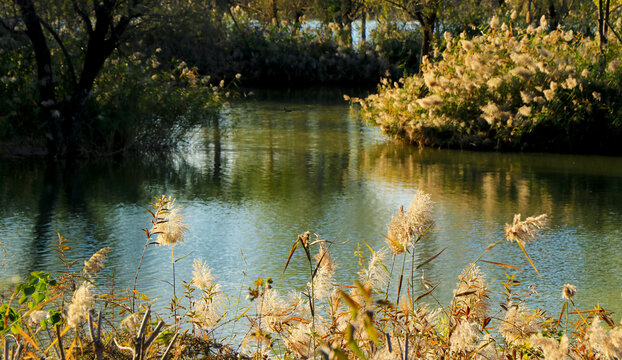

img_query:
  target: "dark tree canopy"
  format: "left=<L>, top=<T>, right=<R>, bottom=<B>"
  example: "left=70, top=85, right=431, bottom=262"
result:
left=0, top=0, right=151, bottom=157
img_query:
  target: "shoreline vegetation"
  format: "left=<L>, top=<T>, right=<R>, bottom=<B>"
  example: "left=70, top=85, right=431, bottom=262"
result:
left=3, top=0, right=616, bottom=157
left=352, top=12, right=622, bottom=154
left=2, top=193, right=621, bottom=359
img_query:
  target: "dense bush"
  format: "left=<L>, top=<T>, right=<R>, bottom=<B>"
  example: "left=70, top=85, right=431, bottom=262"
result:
left=88, top=53, right=227, bottom=154
left=140, top=5, right=413, bottom=87
left=355, top=16, right=622, bottom=153
left=0, top=33, right=39, bottom=143
left=369, top=21, right=422, bottom=74
left=0, top=33, right=226, bottom=155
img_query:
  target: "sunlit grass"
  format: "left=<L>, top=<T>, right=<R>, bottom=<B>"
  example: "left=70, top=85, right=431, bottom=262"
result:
left=353, top=15, right=622, bottom=153
left=0, top=193, right=619, bottom=359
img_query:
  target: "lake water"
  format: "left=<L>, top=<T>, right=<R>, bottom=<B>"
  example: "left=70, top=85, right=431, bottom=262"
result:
left=1, top=89, right=622, bottom=322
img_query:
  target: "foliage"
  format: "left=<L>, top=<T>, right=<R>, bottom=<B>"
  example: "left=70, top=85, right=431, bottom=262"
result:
left=88, top=53, right=227, bottom=154
left=440, top=0, right=500, bottom=35
left=0, top=37, right=227, bottom=155
left=141, top=4, right=397, bottom=87
left=369, top=21, right=422, bottom=74
left=354, top=17, right=622, bottom=153
left=0, top=32, right=39, bottom=141
left=0, top=0, right=231, bottom=157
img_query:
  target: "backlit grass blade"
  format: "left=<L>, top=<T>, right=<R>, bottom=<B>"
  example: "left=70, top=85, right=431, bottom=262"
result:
left=479, top=259, right=524, bottom=272
left=557, top=301, right=567, bottom=328
left=282, top=239, right=299, bottom=275
left=415, top=247, right=447, bottom=270
left=415, top=282, right=440, bottom=303
left=516, top=241, right=541, bottom=278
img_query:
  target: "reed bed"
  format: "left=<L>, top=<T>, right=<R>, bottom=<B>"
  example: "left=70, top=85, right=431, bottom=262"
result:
left=352, top=15, right=622, bottom=153
left=0, top=193, right=619, bottom=359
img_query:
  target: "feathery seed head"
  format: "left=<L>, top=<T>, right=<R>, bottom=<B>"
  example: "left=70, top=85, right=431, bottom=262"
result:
left=499, top=303, right=539, bottom=343
left=194, top=294, right=224, bottom=331
left=490, top=16, right=500, bottom=29
left=29, top=310, right=49, bottom=325
left=450, top=320, right=479, bottom=354
left=120, top=312, right=142, bottom=332
left=517, top=106, right=532, bottom=117
left=67, top=281, right=95, bottom=328
left=193, top=258, right=216, bottom=291
left=452, top=265, right=489, bottom=321
left=386, top=192, right=434, bottom=254
left=152, top=200, right=187, bottom=246
left=529, top=334, right=569, bottom=360
left=359, top=247, right=390, bottom=291
left=504, top=214, right=548, bottom=245
left=417, top=95, right=443, bottom=109
left=587, top=317, right=622, bottom=358
left=562, top=284, right=577, bottom=302
left=83, top=247, right=110, bottom=276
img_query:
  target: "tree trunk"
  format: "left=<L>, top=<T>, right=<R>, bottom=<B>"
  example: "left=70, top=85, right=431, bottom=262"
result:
left=421, top=25, right=433, bottom=64
left=605, top=0, right=611, bottom=38
left=270, top=0, right=278, bottom=26
left=360, top=9, right=366, bottom=45
left=17, top=0, right=64, bottom=156
left=416, top=12, right=436, bottom=72
left=599, top=0, right=606, bottom=51
left=527, top=0, right=532, bottom=23
left=18, top=0, right=134, bottom=157
left=340, top=0, right=353, bottom=47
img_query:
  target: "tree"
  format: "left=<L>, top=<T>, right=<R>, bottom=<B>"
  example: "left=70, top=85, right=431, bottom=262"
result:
left=379, top=0, right=441, bottom=65
left=0, top=0, right=150, bottom=157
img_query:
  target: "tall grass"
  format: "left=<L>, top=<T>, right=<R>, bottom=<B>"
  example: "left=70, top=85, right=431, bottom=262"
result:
left=353, top=15, right=622, bottom=154
left=0, top=193, right=619, bottom=359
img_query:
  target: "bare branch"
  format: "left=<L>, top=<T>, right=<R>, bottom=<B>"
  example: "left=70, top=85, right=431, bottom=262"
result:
left=381, top=0, right=419, bottom=20
left=40, top=19, right=77, bottom=88
left=159, top=333, right=179, bottom=360
left=606, top=18, right=622, bottom=44
left=71, top=0, right=93, bottom=34
left=0, top=17, right=25, bottom=35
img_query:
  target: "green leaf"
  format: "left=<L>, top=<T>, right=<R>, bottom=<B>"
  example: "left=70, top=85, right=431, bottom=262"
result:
left=32, top=292, right=46, bottom=304
left=18, top=294, right=28, bottom=305
left=48, top=310, right=62, bottom=326
left=345, top=324, right=368, bottom=360
left=22, top=285, right=35, bottom=296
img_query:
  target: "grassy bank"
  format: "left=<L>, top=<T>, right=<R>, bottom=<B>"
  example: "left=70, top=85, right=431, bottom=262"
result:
left=0, top=193, right=619, bottom=359
left=354, top=16, right=622, bottom=154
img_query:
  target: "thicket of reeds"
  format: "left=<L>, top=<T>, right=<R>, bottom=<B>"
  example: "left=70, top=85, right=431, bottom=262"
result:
left=1, top=193, right=620, bottom=359
left=353, top=14, right=622, bottom=154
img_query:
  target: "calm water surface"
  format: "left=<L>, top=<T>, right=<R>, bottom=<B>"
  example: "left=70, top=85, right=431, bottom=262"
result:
left=1, top=89, right=622, bottom=320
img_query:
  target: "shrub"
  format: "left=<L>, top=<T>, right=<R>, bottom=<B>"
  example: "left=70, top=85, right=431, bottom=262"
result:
left=0, top=32, right=40, bottom=143
left=369, top=21, right=422, bottom=74
left=0, top=39, right=227, bottom=155
left=355, top=16, right=622, bottom=154
left=141, top=6, right=406, bottom=87
left=88, top=53, right=227, bottom=154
